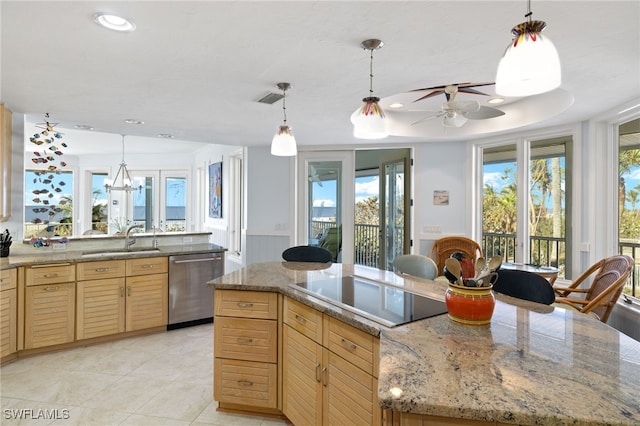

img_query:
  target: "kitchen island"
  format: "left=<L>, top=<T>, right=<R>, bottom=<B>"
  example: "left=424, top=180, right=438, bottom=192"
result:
left=209, top=261, right=640, bottom=425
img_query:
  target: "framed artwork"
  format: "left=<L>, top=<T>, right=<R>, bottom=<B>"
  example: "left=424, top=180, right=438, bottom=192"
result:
left=433, top=190, right=449, bottom=205
left=209, top=162, right=222, bottom=218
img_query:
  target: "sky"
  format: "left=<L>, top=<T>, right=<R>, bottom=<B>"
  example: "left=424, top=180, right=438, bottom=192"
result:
left=311, top=176, right=380, bottom=208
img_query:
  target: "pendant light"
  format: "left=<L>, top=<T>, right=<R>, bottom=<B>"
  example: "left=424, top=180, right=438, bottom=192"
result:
left=495, top=0, right=561, bottom=97
left=270, top=82, right=297, bottom=156
left=104, top=135, right=142, bottom=192
left=353, top=39, right=388, bottom=139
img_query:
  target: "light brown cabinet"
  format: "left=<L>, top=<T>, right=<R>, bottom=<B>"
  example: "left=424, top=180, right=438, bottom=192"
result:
left=282, top=297, right=381, bottom=426
left=213, top=290, right=279, bottom=411
left=24, top=263, right=76, bottom=349
left=76, top=260, right=127, bottom=339
left=1, top=268, right=17, bottom=360
left=124, top=257, right=168, bottom=331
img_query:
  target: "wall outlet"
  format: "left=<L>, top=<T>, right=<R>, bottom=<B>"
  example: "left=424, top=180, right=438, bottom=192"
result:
left=423, top=225, right=442, bottom=233
left=182, top=236, right=193, bottom=243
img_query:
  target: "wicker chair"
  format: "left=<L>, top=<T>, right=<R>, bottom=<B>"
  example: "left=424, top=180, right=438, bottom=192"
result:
left=429, top=236, right=483, bottom=277
left=553, top=255, right=634, bottom=322
left=392, top=254, right=438, bottom=280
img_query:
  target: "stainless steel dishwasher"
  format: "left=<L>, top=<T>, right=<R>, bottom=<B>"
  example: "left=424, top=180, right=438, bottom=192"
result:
left=168, top=252, right=224, bottom=329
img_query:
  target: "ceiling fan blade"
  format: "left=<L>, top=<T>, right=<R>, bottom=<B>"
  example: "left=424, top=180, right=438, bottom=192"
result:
left=464, top=106, right=505, bottom=120
left=410, top=113, right=443, bottom=126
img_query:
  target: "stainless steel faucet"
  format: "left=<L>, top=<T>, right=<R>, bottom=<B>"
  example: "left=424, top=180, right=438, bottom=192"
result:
left=125, top=224, right=143, bottom=249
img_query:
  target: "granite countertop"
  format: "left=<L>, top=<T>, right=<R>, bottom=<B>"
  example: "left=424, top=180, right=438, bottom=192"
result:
left=0, top=243, right=226, bottom=269
left=208, top=261, right=640, bottom=426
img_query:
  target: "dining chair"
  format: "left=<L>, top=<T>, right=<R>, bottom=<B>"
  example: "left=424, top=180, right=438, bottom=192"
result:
left=282, top=245, right=333, bottom=263
left=392, top=254, right=438, bottom=280
left=429, top=236, right=483, bottom=277
left=493, top=269, right=555, bottom=305
left=553, top=254, right=634, bottom=322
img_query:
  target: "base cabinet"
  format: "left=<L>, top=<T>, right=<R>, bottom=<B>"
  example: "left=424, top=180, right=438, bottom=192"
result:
left=1, top=268, right=17, bottom=359
left=24, top=264, right=76, bottom=349
left=76, top=260, right=126, bottom=339
left=282, top=297, right=381, bottom=426
left=213, top=290, right=279, bottom=411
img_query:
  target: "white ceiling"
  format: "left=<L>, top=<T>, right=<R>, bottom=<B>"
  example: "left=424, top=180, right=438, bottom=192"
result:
left=2, top=1, right=639, bottom=155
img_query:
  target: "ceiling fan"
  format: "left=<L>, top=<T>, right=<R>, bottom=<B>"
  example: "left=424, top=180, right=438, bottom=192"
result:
left=409, top=82, right=505, bottom=128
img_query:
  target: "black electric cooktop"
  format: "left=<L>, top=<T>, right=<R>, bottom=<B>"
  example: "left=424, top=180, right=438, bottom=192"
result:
left=290, top=275, right=447, bottom=327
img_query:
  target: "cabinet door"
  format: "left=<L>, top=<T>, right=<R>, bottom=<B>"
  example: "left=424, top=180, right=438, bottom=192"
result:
left=323, top=349, right=379, bottom=426
left=125, top=273, right=168, bottom=331
left=282, top=324, right=323, bottom=426
left=24, top=282, right=75, bottom=349
left=77, top=277, right=126, bottom=339
left=0, top=287, right=17, bottom=357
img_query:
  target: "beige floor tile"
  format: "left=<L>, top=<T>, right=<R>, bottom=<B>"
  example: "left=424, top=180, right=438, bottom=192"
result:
left=81, top=375, right=171, bottom=413
left=135, top=381, right=213, bottom=421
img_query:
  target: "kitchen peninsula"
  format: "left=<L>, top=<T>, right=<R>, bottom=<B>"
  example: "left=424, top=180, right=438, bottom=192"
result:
left=209, top=262, right=640, bottom=426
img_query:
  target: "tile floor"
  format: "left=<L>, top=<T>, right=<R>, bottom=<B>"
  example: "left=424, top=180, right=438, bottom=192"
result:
left=1, top=324, right=290, bottom=426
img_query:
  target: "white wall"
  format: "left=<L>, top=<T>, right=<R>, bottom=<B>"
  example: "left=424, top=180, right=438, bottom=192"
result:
left=413, top=140, right=469, bottom=257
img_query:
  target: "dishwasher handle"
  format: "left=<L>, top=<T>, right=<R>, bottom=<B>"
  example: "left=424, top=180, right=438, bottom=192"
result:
left=172, top=257, right=221, bottom=264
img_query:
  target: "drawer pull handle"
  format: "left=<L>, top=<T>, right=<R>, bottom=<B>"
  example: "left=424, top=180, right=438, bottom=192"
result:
left=322, top=367, right=328, bottom=387
left=341, top=338, right=357, bottom=351
left=237, top=302, right=253, bottom=308
left=315, top=364, right=321, bottom=383
left=127, top=286, right=132, bottom=296
left=295, top=314, right=306, bottom=324
left=237, top=337, right=253, bottom=344
left=237, top=380, right=253, bottom=387
left=44, top=286, right=59, bottom=292
left=120, top=287, right=125, bottom=297
left=95, top=268, right=109, bottom=272
left=141, top=264, right=154, bottom=269
left=43, top=273, right=59, bottom=278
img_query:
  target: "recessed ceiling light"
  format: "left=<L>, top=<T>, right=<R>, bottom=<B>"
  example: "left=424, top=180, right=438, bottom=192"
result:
left=389, top=103, right=404, bottom=109
left=74, top=124, right=94, bottom=130
left=158, top=133, right=174, bottom=139
left=488, top=98, right=505, bottom=105
left=93, top=13, right=136, bottom=32
left=124, top=119, right=144, bottom=125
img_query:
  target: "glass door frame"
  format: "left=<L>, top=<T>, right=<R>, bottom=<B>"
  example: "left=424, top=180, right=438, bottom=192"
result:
left=471, top=125, right=580, bottom=275
left=296, top=151, right=355, bottom=264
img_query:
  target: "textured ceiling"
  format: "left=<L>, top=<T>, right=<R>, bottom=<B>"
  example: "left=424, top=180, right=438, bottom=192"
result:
left=2, top=1, right=639, bottom=155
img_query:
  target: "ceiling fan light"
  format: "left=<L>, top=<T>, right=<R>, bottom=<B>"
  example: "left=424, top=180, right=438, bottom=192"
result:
left=442, top=112, right=468, bottom=128
left=271, top=125, right=297, bottom=156
left=496, top=20, right=561, bottom=97
left=353, top=97, right=389, bottom=139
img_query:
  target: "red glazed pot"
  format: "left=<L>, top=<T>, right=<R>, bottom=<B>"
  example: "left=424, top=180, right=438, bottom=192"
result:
left=445, top=284, right=495, bottom=325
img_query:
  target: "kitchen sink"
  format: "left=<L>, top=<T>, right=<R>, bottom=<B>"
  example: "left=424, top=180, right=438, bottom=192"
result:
left=81, top=248, right=161, bottom=258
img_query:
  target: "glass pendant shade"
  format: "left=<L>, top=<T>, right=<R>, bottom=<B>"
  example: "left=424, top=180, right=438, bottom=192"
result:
left=271, top=125, right=297, bottom=156
left=353, top=96, right=388, bottom=139
left=496, top=20, right=561, bottom=97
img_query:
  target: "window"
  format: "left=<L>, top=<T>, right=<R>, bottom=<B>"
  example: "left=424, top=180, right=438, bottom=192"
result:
left=618, top=118, right=640, bottom=298
left=480, top=135, right=572, bottom=279
left=89, top=172, right=108, bottom=234
left=24, top=169, right=74, bottom=238
left=129, top=170, right=189, bottom=232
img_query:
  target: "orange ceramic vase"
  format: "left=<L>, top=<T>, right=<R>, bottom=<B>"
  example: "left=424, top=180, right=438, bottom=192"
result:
left=445, top=284, right=495, bottom=325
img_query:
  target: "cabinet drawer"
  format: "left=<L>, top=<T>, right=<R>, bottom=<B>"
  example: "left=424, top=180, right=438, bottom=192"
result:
left=324, top=315, right=379, bottom=377
left=214, top=358, right=277, bottom=409
left=77, top=260, right=126, bottom=280
left=284, top=297, right=322, bottom=344
left=214, top=316, right=277, bottom=363
left=0, top=268, right=16, bottom=290
left=25, top=263, right=75, bottom=286
left=126, top=257, right=168, bottom=276
left=214, top=290, right=278, bottom=319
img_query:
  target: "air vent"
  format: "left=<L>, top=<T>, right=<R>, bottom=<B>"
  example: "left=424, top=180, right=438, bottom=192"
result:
left=257, top=92, right=284, bottom=105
